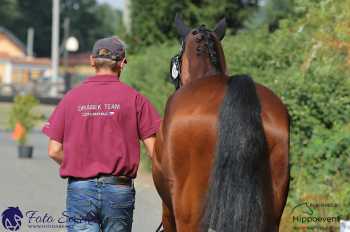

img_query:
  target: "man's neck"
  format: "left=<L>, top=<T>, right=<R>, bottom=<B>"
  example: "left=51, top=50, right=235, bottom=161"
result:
left=96, top=70, right=119, bottom=76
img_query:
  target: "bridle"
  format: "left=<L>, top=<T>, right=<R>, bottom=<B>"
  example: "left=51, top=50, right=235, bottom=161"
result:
left=169, top=41, right=185, bottom=89
left=169, top=25, right=221, bottom=90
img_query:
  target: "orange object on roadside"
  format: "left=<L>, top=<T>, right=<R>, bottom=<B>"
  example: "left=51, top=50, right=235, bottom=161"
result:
left=12, top=122, right=26, bottom=141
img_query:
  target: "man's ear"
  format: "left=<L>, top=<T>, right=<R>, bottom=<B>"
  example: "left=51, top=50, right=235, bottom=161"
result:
left=119, top=58, right=127, bottom=69
left=90, top=55, right=96, bottom=67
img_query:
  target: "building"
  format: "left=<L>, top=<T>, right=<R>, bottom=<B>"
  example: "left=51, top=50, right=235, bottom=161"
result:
left=0, top=27, right=51, bottom=95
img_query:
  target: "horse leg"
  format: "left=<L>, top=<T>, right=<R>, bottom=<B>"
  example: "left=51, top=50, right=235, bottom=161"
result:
left=257, top=82, right=290, bottom=229
left=153, top=167, right=176, bottom=232
left=174, top=222, right=196, bottom=232
left=162, top=202, right=177, bottom=232
left=152, top=142, right=177, bottom=232
left=269, top=141, right=290, bottom=228
left=172, top=189, right=205, bottom=232
left=172, top=171, right=212, bottom=232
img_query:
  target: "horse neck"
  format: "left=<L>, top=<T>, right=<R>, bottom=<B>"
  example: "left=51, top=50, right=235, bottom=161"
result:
left=181, top=51, right=227, bottom=85
left=217, top=42, right=228, bottom=75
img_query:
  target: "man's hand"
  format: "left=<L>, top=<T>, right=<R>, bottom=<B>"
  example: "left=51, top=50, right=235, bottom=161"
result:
left=143, top=135, right=156, bottom=159
left=48, top=139, right=64, bottom=165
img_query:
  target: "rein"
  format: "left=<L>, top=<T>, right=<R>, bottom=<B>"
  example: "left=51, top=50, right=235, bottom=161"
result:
left=155, top=222, right=164, bottom=232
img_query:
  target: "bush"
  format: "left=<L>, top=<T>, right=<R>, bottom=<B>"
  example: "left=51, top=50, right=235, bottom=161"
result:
left=121, top=41, right=177, bottom=113
left=8, top=95, right=42, bottom=145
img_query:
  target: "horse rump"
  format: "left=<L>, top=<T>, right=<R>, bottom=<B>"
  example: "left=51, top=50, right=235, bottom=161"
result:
left=202, top=75, right=271, bottom=232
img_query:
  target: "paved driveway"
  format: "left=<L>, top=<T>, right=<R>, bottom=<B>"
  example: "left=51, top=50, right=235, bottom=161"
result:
left=0, top=131, right=162, bottom=232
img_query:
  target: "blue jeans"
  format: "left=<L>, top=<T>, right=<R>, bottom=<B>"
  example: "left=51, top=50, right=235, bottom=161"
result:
left=66, top=178, right=135, bottom=232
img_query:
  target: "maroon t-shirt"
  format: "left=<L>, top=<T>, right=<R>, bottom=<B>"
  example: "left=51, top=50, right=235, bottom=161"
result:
left=42, top=74, right=161, bottom=179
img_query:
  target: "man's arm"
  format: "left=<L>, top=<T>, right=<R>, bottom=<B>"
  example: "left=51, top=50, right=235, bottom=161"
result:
left=143, top=135, right=156, bottom=159
left=48, top=139, right=64, bottom=165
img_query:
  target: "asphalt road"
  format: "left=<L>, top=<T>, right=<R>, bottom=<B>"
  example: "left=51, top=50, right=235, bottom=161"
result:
left=0, top=131, right=162, bottom=232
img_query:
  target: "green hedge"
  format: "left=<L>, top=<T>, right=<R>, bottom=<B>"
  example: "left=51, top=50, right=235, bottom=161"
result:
left=121, top=42, right=177, bottom=113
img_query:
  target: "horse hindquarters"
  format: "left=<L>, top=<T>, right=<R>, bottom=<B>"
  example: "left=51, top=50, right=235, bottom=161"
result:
left=202, top=75, right=274, bottom=232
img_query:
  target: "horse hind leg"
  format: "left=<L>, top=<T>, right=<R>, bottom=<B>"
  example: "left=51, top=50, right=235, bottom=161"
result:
left=162, top=202, right=177, bottom=232
left=269, top=141, right=290, bottom=228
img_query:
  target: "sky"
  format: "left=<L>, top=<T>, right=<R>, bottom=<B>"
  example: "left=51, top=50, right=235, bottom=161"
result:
left=97, top=0, right=124, bottom=10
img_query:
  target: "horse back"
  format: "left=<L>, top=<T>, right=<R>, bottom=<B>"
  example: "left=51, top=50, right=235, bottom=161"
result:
left=162, top=75, right=229, bottom=167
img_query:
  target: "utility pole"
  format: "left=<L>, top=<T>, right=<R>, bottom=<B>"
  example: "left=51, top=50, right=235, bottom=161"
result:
left=63, top=17, right=70, bottom=70
left=26, top=28, right=34, bottom=57
left=123, top=0, right=131, bottom=34
left=50, top=0, right=60, bottom=97
left=63, top=17, right=71, bottom=93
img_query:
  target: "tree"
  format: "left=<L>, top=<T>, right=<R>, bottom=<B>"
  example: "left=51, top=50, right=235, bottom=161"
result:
left=0, top=0, right=121, bottom=57
left=129, top=0, right=259, bottom=48
left=61, top=0, right=121, bottom=53
left=13, top=0, right=52, bottom=56
left=0, top=0, right=18, bottom=28
left=245, top=0, right=294, bottom=31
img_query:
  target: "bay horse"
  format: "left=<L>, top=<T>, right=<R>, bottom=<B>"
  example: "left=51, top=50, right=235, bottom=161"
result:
left=152, top=15, right=290, bottom=232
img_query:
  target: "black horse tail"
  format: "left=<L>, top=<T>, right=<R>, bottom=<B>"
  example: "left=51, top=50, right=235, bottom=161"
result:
left=202, top=75, right=270, bottom=232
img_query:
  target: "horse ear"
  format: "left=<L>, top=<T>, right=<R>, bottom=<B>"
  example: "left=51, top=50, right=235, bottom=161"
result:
left=175, top=14, right=190, bottom=39
left=214, top=18, right=226, bottom=40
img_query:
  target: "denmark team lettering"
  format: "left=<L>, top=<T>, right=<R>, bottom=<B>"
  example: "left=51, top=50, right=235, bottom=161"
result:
left=77, top=103, right=121, bottom=117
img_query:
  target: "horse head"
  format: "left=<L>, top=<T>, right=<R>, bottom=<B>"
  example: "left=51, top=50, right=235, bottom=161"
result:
left=170, top=15, right=228, bottom=89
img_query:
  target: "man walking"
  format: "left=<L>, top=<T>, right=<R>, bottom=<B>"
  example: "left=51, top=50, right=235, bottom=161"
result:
left=42, top=37, right=161, bottom=232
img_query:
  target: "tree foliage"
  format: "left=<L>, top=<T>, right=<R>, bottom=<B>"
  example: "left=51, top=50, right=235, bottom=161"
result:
left=245, top=0, right=294, bottom=31
left=0, top=0, right=18, bottom=27
left=129, top=0, right=259, bottom=48
left=0, top=0, right=123, bottom=57
left=61, top=1, right=123, bottom=54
